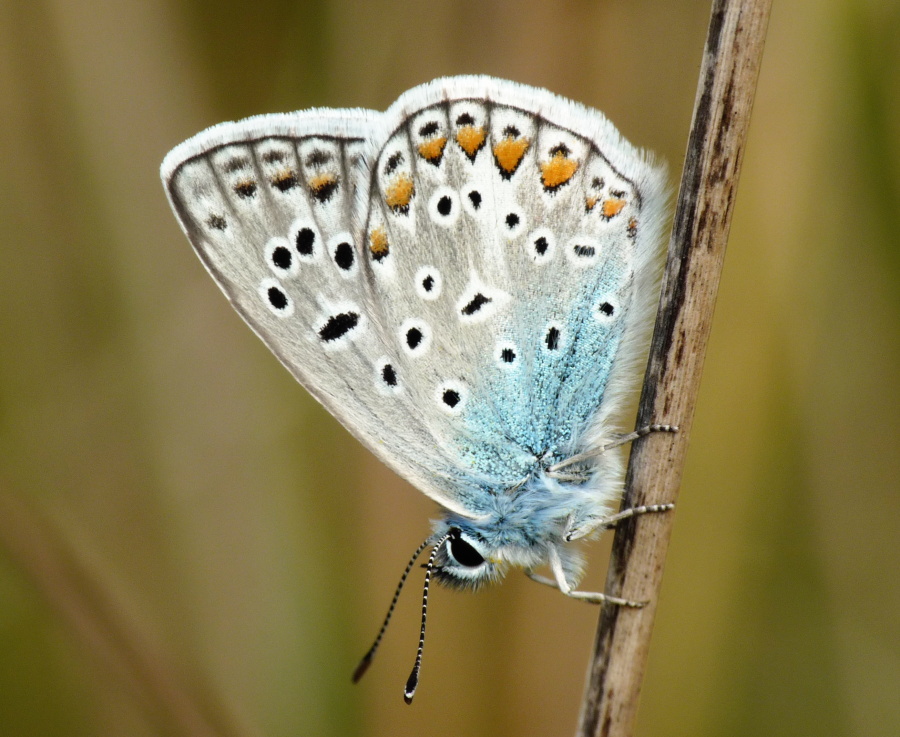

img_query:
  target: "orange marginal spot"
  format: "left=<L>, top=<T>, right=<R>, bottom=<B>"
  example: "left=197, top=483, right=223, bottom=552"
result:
left=456, top=125, right=486, bottom=157
left=369, top=227, right=389, bottom=258
left=309, top=172, right=337, bottom=191
left=493, top=135, right=530, bottom=174
left=601, top=198, right=627, bottom=219
left=585, top=195, right=599, bottom=212
left=307, top=172, right=339, bottom=202
left=418, top=136, right=447, bottom=162
left=540, top=151, right=578, bottom=190
left=627, top=217, right=638, bottom=237
left=233, top=179, right=257, bottom=197
left=271, top=169, right=297, bottom=190
left=385, top=173, right=415, bottom=210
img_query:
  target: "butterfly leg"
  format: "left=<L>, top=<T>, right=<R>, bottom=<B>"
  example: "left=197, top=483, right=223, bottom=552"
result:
left=525, top=546, right=644, bottom=607
left=548, top=424, right=678, bottom=476
left=563, top=502, right=674, bottom=542
left=604, top=423, right=679, bottom=452
left=595, top=503, right=675, bottom=530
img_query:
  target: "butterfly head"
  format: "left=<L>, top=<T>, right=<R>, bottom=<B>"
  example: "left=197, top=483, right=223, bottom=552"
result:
left=430, top=508, right=563, bottom=591
left=428, top=525, right=504, bottom=591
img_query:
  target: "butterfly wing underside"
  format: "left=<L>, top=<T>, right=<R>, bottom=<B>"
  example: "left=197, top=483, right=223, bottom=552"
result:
left=162, top=77, right=668, bottom=519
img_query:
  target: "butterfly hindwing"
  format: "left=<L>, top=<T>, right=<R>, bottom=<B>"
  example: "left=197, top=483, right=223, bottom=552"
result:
left=357, top=79, right=667, bottom=508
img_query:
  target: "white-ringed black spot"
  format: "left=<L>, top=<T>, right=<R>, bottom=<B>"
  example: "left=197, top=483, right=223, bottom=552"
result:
left=259, top=278, right=294, bottom=317
left=591, top=176, right=605, bottom=190
left=327, top=233, right=358, bottom=277
left=461, top=184, right=485, bottom=219
left=375, top=357, right=402, bottom=394
left=265, top=237, right=299, bottom=277
left=527, top=228, right=556, bottom=265
left=399, top=319, right=432, bottom=356
left=494, top=340, right=519, bottom=369
left=594, top=297, right=620, bottom=322
left=456, top=112, right=475, bottom=126
left=428, top=187, right=460, bottom=227
left=549, top=143, right=571, bottom=157
left=414, top=266, right=442, bottom=300
left=545, top=326, right=561, bottom=350
left=461, top=293, right=491, bottom=316
left=435, top=380, right=467, bottom=414
left=406, top=328, right=423, bottom=349
left=456, top=274, right=510, bottom=324
left=334, top=241, right=354, bottom=270
left=295, top=227, right=315, bottom=255
left=503, top=125, right=521, bottom=138
left=318, top=312, right=359, bottom=342
left=566, top=235, right=600, bottom=266
left=269, top=287, right=288, bottom=310
left=262, top=150, right=285, bottom=164
left=289, top=220, right=322, bottom=264
left=272, top=246, right=292, bottom=270
left=502, top=206, right=526, bottom=239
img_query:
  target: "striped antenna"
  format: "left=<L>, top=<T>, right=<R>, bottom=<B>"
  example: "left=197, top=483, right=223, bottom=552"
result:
left=404, top=531, right=452, bottom=704
left=352, top=536, right=432, bottom=683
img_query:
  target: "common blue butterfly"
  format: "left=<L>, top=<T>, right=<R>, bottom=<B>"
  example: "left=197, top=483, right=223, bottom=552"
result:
left=161, top=76, right=674, bottom=702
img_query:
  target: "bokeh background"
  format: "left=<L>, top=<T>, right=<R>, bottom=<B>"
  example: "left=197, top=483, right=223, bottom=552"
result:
left=1, top=1, right=898, bottom=736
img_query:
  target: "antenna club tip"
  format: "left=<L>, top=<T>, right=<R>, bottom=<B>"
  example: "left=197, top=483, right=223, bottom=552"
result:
left=404, top=670, right=419, bottom=704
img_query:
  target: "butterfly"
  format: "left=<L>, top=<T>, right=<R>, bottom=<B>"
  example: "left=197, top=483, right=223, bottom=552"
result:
left=161, top=76, right=674, bottom=702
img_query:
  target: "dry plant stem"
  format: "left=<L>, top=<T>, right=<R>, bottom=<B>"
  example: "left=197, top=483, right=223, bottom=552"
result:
left=576, top=1, right=773, bottom=736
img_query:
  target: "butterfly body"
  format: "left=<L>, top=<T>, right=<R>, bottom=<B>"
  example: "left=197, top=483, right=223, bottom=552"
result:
left=162, top=76, right=669, bottom=595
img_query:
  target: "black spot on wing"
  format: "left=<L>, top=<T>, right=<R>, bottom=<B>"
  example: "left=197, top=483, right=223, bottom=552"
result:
left=461, top=293, right=491, bottom=316
left=319, top=312, right=359, bottom=342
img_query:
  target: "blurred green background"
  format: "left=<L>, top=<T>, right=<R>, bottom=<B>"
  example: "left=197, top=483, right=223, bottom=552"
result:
left=1, top=1, right=898, bottom=736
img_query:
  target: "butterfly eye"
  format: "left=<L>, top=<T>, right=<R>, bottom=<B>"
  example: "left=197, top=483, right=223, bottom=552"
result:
left=448, top=533, right=485, bottom=568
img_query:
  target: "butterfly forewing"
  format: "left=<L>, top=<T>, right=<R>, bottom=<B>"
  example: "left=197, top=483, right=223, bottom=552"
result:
left=163, top=112, right=484, bottom=517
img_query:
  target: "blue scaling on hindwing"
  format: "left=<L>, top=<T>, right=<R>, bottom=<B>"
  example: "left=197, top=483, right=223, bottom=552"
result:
left=457, top=244, right=634, bottom=478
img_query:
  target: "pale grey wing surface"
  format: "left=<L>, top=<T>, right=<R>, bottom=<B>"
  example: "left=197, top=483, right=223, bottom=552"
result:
left=161, top=111, right=483, bottom=518
left=357, top=77, right=668, bottom=512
